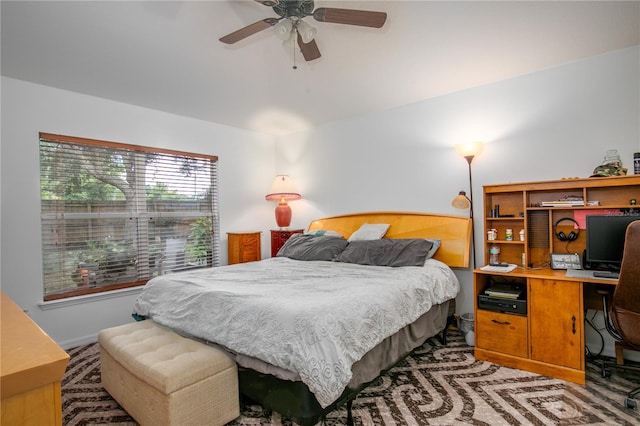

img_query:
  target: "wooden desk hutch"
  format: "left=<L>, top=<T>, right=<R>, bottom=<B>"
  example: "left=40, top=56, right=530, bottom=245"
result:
left=473, top=175, right=640, bottom=385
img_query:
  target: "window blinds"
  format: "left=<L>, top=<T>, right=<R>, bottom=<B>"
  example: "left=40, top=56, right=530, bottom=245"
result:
left=39, top=133, right=220, bottom=300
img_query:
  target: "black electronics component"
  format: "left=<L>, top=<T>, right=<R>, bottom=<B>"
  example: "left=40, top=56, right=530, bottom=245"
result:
left=593, top=270, right=619, bottom=279
left=484, top=282, right=524, bottom=298
left=478, top=294, right=527, bottom=315
left=478, top=280, right=527, bottom=314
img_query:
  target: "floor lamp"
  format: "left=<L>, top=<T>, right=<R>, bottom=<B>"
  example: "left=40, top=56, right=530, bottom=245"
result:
left=452, top=142, right=483, bottom=268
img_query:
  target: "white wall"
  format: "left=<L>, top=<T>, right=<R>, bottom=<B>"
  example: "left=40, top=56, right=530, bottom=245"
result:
left=1, top=77, right=276, bottom=348
left=1, top=46, right=638, bottom=354
left=276, top=46, right=639, bottom=356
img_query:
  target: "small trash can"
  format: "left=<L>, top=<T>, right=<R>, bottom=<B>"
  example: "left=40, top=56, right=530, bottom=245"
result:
left=459, top=312, right=474, bottom=346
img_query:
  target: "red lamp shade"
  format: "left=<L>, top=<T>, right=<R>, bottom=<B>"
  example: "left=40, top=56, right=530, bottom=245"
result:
left=265, top=175, right=301, bottom=229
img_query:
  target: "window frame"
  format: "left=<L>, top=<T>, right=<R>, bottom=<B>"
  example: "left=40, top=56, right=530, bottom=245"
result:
left=39, top=132, right=220, bottom=301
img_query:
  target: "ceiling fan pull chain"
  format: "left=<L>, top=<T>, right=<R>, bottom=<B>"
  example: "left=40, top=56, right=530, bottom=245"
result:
left=292, top=29, right=298, bottom=70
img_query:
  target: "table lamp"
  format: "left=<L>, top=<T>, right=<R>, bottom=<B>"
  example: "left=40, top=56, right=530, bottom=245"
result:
left=265, top=175, right=301, bottom=229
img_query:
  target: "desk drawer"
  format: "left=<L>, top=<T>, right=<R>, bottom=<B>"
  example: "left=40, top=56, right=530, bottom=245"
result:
left=477, top=310, right=528, bottom=358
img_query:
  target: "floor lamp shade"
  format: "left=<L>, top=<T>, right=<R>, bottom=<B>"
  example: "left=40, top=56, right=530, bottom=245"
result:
left=451, top=191, right=471, bottom=210
left=265, top=175, right=301, bottom=228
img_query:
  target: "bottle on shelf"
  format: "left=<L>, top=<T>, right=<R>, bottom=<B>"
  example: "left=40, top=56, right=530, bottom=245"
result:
left=489, top=244, right=500, bottom=264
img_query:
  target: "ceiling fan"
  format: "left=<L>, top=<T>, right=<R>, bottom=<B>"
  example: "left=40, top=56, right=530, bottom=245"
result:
left=219, top=0, right=387, bottom=62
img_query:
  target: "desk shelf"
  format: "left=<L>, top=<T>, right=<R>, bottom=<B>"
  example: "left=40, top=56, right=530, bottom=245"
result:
left=484, top=175, right=640, bottom=268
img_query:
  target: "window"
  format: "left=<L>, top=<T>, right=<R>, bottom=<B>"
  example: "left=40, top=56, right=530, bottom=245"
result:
left=39, top=133, right=220, bottom=301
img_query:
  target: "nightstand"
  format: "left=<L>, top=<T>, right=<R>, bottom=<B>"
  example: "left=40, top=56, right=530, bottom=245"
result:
left=270, top=229, right=304, bottom=257
left=227, top=232, right=261, bottom=265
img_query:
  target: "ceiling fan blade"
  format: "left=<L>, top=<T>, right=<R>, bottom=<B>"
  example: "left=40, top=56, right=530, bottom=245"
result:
left=219, top=18, right=279, bottom=44
left=313, top=7, right=387, bottom=28
left=297, top=32, right=321, bottom=61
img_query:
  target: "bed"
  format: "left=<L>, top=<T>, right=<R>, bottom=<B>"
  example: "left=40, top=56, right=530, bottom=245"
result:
left=132, top=211, right=471, bottom=425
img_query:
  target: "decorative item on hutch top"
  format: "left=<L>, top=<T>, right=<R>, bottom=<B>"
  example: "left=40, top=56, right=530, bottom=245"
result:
left=591, top=149, right=627, bottom=177
left=265, top=175, right=302, bottom=229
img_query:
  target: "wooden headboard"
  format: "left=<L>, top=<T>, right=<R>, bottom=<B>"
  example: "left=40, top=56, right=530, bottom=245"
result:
left=307, top=212, right=472, bottom=268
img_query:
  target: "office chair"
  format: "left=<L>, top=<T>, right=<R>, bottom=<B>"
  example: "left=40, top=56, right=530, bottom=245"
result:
left=600, top=220, right=640, bottom=410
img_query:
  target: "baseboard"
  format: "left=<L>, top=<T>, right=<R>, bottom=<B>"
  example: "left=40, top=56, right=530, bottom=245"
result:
left=60, top=333, right=99, bottom=350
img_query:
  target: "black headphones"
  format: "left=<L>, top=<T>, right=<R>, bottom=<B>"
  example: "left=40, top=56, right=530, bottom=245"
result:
left=554, top=217, right=580, bottom=242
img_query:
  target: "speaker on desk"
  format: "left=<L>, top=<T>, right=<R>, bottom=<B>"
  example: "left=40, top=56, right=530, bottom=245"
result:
left=554, top=217, right=580, bottom=242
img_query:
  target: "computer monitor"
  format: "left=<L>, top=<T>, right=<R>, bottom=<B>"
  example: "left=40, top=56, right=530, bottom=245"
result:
left=585, top=214, right=640, bottom=271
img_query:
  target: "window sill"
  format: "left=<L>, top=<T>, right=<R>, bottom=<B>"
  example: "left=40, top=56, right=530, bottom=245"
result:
left=38, top=286, right=143, bottom=311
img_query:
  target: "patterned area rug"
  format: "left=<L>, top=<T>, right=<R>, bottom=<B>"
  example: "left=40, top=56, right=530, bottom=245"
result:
left=62, top=335, right=640, bottom=425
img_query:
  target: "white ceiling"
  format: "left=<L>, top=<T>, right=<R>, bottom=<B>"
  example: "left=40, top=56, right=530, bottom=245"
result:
left=2, top=1, right=639, bottom=136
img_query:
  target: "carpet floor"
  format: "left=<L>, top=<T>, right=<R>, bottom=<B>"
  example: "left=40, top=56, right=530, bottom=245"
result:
left=62, top=334, right=640, bottom=425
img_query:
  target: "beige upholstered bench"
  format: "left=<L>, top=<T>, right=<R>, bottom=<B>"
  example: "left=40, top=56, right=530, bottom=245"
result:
left=99, top=319, right=239, bottom=426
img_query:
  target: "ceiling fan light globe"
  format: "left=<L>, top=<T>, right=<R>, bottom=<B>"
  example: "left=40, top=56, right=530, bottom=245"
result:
left=282, top=33, right=297, bottom=48
left=274, top=19, right=293, bottom=41
left=300, top=28, right=316, bottom=43
left=296, top=20, right=316, bottom=43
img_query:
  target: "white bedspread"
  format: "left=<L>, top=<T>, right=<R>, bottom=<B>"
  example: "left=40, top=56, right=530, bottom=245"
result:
left=132, top=257, right=459, bottom=408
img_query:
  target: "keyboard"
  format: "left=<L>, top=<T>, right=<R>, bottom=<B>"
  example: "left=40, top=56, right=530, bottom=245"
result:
left=565, top=269, right=619, bottom=280
left=565, top=269, right=596, bottom=279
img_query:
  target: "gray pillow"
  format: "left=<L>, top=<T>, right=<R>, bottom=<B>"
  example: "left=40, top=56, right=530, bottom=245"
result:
left=276, top=234, right=348, bottom=261
left=337, top=238, right=434, bottom=267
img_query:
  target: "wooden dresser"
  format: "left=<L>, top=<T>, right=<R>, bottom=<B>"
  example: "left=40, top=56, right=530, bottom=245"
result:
left=227, top=231, right=261, bottom=264
left=1, top=291, right=69, bottom=426
left=270, top=229, right=304, bottom=257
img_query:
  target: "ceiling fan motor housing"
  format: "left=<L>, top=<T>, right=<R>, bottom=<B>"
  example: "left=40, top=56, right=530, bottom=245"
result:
left=220, top=0, right=386, bottom=63
left=273, top=0, right=315, bottom=19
